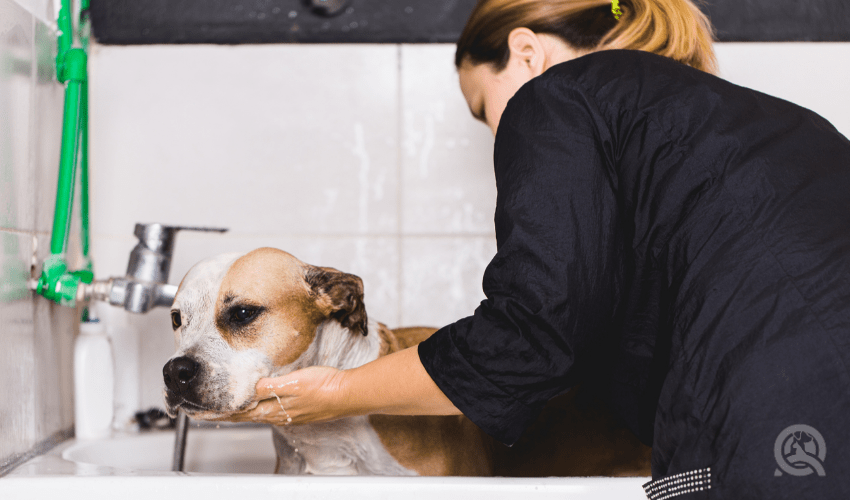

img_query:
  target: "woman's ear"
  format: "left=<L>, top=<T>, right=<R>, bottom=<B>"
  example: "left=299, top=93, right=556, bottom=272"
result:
left=506, top=27, right=547, bottom=77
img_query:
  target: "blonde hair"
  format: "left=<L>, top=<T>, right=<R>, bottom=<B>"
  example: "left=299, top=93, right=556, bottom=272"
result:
left=456, top=0, right=717, bottom=74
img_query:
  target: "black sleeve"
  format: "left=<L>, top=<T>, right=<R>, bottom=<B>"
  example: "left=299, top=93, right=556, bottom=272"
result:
left=418, top=77, right=624, bottom=445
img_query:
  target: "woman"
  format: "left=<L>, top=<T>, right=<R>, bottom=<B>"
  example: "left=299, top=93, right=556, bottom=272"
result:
left=230, top=0, right=850, bottom=496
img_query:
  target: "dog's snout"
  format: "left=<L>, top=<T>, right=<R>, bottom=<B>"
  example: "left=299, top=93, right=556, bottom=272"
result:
left=163, top=356, right=200, bottom=394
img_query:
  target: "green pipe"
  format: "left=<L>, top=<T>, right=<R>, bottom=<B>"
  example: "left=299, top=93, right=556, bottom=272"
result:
left=56, top=0, right=72, bottom=80
left=48, top=47, right=88, bottom=256
left=48, top=0, right=78, bottom=257
left=80, top=79, right=90, bottom=263
left=80, top=2, right=91, bottom=266
left=36, top=0, right=93, bottom=307
left=50, top=78, right=81, bottom=255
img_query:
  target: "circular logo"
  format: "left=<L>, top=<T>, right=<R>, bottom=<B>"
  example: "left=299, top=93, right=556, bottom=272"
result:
left=774, top=424, right=826, bottom=477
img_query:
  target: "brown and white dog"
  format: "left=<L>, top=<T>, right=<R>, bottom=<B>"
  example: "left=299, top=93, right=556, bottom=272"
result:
left=162, top=247, right=493, bottom=476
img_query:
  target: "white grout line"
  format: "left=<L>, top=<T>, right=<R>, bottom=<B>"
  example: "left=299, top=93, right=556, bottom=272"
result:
left=396, top=43, right=405, bottom=326
left=0, top=227, right=37, bottom=235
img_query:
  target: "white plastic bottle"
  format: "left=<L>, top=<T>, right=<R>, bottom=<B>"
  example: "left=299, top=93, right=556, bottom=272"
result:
left=74, top=318, right=115, bottom=440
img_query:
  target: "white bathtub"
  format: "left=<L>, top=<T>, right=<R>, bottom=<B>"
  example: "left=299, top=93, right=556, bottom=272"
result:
left=2, top=426, right=650, bottom=499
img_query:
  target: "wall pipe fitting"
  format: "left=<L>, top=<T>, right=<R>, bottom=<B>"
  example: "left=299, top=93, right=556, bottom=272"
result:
left=35, top=0, right=93, bottom=309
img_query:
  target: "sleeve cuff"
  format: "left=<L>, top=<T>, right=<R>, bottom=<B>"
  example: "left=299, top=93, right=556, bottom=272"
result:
left=418, top=318, right=539, bottom=446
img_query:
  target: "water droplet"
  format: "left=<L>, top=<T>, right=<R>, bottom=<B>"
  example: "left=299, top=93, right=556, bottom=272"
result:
left=404, top=6, right=413, bottom=14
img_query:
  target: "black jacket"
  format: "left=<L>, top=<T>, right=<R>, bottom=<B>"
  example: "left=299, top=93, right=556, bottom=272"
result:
left=419, top=50, right=850, bottom=498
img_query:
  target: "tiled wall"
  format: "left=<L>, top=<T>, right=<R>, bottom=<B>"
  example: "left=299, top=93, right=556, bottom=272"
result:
left=714, top=43, right=850, bottom=135
left=0, top=0, right=78, bottom=471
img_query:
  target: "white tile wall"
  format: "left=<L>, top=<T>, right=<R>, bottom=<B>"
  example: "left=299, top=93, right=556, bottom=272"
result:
left=0, top=232, right=37, bottom=459
left=0, top=0, right=34, bottom=232
left=400, top=46, right=496, bottom=235
left=32, top=19, right=65, bottom=234
left=0, top=0, right=75, bottom=469
left=716, top=43, right=850, bottom=138
left=401, top=236, right=495, bottom=326
left=89, top=44, right=400, bottom=237
left=10, top=0, right=54, bottom=27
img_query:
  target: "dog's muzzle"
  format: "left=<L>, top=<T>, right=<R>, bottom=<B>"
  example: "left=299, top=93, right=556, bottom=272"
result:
left=163, top=356, right=201, bottom=397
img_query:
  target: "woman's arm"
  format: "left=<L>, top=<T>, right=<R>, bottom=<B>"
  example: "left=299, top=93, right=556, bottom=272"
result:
left=223, top=345, right=461, bottom=426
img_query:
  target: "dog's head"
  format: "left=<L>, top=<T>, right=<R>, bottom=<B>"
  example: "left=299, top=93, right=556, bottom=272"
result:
left=162, top=247, right=367, bottom=419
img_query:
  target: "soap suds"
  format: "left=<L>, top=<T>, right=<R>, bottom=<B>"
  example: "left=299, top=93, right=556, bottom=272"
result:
left=267, top=384, right=293, bottom=424
left=277, top=379, right=298, bottom=389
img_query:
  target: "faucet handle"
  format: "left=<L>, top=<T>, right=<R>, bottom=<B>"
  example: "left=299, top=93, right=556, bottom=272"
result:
left=128, top=223, right=229, bottom=284
left=132, top=224, right=228, bottom=253
left=168, top=226, right=229, bottom=234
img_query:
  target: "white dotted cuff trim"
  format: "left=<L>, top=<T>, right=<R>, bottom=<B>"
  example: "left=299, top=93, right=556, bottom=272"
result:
left=643, top=467, right=712, bottom=500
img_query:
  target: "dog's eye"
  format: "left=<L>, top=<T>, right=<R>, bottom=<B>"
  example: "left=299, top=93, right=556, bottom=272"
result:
left=171, top=311, right=182, bottom=330
left=231, top=306, right=260, bottom=325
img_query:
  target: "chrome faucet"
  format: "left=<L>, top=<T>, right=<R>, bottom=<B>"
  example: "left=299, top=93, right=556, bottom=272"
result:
left=81, top=223, right=227, bottom=313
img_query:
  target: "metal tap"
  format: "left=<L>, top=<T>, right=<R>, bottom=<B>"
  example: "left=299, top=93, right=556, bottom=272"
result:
left=81, top=223, right=227, bottom=313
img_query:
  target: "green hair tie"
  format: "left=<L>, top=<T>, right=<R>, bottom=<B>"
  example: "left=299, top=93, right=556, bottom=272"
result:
left=612, top=0, right=623, bottom=20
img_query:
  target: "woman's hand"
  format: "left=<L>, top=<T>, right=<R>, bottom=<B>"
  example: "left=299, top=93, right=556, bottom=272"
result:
left=218, top=346, right=460, bottom=426
left=224, top=366, right=350, bottom=426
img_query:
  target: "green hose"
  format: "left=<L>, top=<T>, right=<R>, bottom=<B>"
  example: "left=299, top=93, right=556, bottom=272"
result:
left=36, top=0, right=93, bottom=308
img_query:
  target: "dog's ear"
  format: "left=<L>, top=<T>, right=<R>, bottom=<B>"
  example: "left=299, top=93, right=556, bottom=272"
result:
left=305, top=266, right=368, bottom=336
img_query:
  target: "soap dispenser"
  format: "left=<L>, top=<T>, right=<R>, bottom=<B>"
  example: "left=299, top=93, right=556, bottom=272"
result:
left=74, top=317, right=115, bottom=439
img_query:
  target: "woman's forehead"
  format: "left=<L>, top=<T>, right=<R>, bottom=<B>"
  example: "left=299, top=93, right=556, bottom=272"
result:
left=457, top=63, right=490, bottom=105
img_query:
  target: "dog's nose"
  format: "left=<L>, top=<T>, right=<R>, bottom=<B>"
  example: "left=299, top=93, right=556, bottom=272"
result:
left=163, top=356, right=200, bottom=394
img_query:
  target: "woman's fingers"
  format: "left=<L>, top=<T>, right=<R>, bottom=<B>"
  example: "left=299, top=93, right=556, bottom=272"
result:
left=241, top=366, right=349, bottom=426
left=254, top=366, right=341, bottom=400
left=203, top=366, right=353, bottom=426
left=245, top=398, right=290, bottom=425
left=224, top=398, right=294, bottom=425
left=254, top=375, right=299, bottom=401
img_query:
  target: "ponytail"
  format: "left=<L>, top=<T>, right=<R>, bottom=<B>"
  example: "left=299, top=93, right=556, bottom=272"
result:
left=456, top=0, right=717, bottom=74
left=600, top=0, right=717, bottom=73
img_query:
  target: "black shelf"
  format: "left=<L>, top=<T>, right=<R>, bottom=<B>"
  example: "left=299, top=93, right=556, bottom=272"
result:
left=89, top=0, right=850, bottom=45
